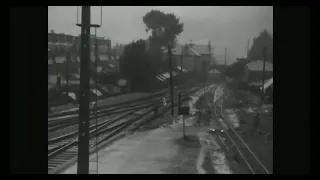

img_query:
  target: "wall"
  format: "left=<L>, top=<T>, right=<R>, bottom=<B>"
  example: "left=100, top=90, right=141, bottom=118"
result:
left=174, top=55, right=196, bottom=71
left=48, top=32, right=111, bottom=56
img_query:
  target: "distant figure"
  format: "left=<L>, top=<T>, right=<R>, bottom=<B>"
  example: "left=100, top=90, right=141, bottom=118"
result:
left=253, top=113, right=260, bottom=129
left=162, top=97, right=167, bottom=106
left=90, top=102, right=98, bottom=113
left=56, top=76, right=61, bottom=88
left=195, top=110, right=202, bottom=126
left=153, top=98, right=159, bottom=116
left=203, top=109, right=211, bottom=126
left=195, top=109, right=211, bottom=126
left=252, top=113, right=260, bottom=136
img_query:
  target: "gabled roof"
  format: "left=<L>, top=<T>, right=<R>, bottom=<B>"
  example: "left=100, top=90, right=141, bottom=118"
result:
left=163, top=43, right=212, bottom=57
left=176, top=66, right=188, bottom=72
left=261, top=78, right=273, bottom=91
left=156, top=71, right=178, bottom=82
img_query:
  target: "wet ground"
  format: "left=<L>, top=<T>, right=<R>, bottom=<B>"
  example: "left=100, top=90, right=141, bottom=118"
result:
left=61, top=84, right=235, bottom=174
left=220, top=86, right=273, bottom=174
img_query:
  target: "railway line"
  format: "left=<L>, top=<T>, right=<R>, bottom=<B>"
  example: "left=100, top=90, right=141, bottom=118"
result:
left=213, top=84, right=271, bottom=174
left=48, top=85, right=203, bottom=174
left=48, top=85, right=202, bottom=132
left=48, top=83, right=202, bottom=119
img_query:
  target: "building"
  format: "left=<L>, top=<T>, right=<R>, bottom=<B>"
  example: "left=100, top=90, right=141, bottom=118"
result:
left=225, top=58, right=273, bottom=92
left=48, top=30, right=111, bottom=56
left=162, top=41, right=214, bottom=73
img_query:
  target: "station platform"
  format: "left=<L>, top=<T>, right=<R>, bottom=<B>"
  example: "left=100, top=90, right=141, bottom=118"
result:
left=61, top=116, right=232, bottom=174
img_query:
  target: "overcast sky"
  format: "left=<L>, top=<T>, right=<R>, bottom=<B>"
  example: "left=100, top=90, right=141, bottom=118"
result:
left=48, top=6, right=273, bottom=64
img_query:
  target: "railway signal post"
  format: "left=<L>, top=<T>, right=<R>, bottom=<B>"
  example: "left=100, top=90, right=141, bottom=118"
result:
left=76, top=6, right=91, bottom=174
left=66, top=51, right=70, bottom=96
left=167, top=36, right=175, bottom=116
left=260, top=46, right=267, bottom=106
left=76, top=6, right=103, bottom=174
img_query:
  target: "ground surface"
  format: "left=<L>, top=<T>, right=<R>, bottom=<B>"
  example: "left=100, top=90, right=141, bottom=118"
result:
left=61, top=84, right=235, bottom=174
left=221, top=86, right=273, bottom=174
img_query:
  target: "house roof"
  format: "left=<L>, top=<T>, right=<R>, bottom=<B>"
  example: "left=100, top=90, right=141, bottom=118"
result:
left=156, top=72, right=178, bottom=82
left=248, top=78, right=273, bottom=89
left=176, top=66, right=188, bottom=72
left=163, top=44, right=212, bottom=57
left=261, top=78, right=273, bottom=91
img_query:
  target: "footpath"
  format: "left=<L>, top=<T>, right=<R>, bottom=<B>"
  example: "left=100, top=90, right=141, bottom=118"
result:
left=61, top=84, right=233, bottom=174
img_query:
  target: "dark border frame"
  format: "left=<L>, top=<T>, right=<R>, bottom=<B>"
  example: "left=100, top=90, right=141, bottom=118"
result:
left=273, top=6, right=310, bottom=174
left=10, top=7, right=48, bottom=174
left=10, top=6, right=310, bottom=174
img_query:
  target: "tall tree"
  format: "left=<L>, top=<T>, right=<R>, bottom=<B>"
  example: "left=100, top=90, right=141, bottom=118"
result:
left=143, top=10, right=184, bottom=73
left=143, top=10, right=183, bottom=47
left=119, top=39, right=153, bottom=92
left=248, top=29, right=273, bottom=63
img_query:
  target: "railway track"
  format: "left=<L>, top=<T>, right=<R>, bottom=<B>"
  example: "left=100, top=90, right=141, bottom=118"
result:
left=213, top=84, right=270, bottom=174
left=48, top=83, right=204, bottom=119
left=48, top=85, right=201, bottom=132
left=48, top=102, right=153, bottom=132
left=48, top=86, right=202, bottom=174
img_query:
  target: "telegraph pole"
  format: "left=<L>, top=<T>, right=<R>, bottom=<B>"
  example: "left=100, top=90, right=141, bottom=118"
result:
left=66, top=51, right=70, bottom=96
left=224, top=48, right=227, bottom=66
left=247, top=39, right=250, bottom=57
left=180, top=44, right=184, bottom=73
left=261, top=46, right=267, bottom=106
left=94, top=28, right=100, bottom=77
left=207, top=41, right=212, bottom=88
left=77, top=6, right=91, bottom=174
left=168, top=41, right=175, bottom=116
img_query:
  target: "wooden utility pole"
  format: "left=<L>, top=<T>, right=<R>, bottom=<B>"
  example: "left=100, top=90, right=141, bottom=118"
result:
left=261, top=46, right=267, bottom=106
left=247, top=39, right=250, bottom=57
left=180, top=45, right=183, bottom=73
left=168, top=41, right=174, bottom=116
left=66, top=51, right=70, bottom=96
left=207, top=41, right=212, bottom=88
left=77, top=6, right=91, bottom=174
left=224, top=48, right=227, bottom=66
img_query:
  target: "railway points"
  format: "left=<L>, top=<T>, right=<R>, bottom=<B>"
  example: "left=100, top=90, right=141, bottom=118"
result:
left=48, top=84, right=209, bottom=174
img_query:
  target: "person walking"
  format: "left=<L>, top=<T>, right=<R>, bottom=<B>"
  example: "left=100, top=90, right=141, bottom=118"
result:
left=252, top=112, right=260, bottom=136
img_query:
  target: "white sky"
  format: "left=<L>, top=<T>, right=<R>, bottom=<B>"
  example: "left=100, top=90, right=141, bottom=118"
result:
left=48, top=6, right=273, bottom=64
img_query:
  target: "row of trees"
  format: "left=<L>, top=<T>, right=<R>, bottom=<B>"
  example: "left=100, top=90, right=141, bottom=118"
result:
left=226, top=29, right=273, bottom=78
left=224, top=29, right=273, bottom=92
left=119, top=10, right=184, bottom=92
left=247, top=29, right=273, bottom=63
